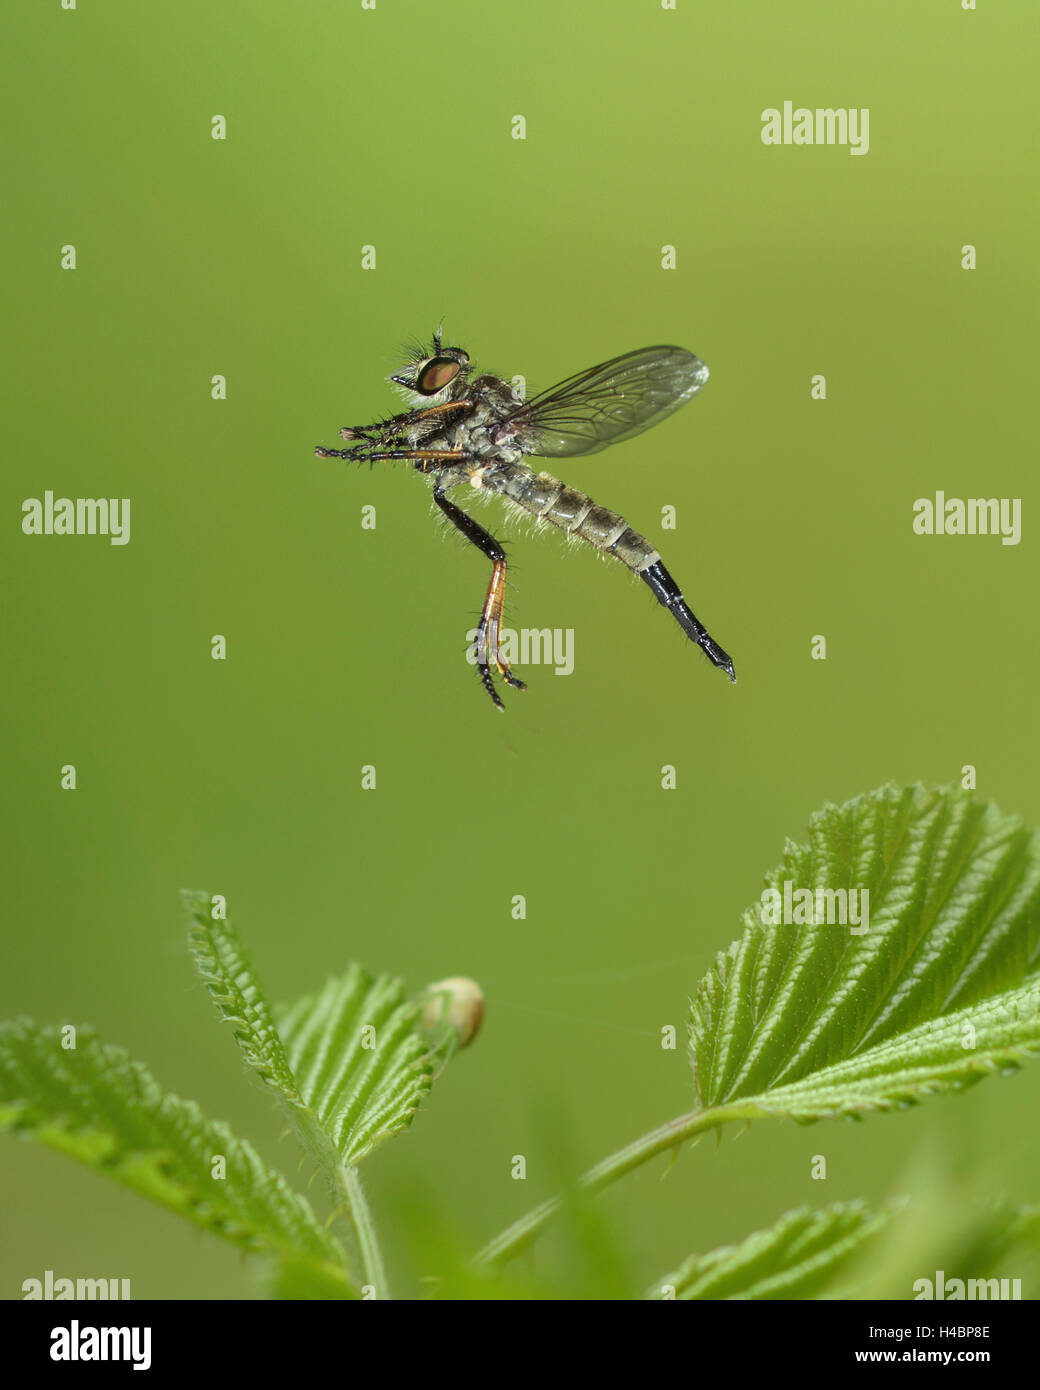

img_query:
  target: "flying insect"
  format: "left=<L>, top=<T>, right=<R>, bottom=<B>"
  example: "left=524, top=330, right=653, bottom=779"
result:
left=315, top=329, right=735, bottom=709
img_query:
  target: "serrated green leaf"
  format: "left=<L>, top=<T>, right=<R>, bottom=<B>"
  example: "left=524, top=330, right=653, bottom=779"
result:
left=184, top=895, right=434, bottom=1165
left=184, top=890, right=300, bottom=1099
left=647, top=1202, right=891, bottom=1300
left=275, top=969, right=432, bottom=1164
left=0, top=1019, right=350, bottom=1279
left=729, top=979, right=1039, bottom=1121
left=848, top=1162, right=1040, bottom=1300
left=690, top=784, right=1040, bottom=1122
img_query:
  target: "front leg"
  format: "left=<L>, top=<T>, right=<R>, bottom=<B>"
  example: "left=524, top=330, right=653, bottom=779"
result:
left=315, top=446, right=470, bottom=469
left=338, top=398, right=474, bottom=443
left=433, top=487, right=526, bottom=711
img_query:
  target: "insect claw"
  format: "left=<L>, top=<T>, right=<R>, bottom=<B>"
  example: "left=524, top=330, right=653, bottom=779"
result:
left=476, top=658, right=506, bottom=710
left=339, top=427, right=358, bottom=440
left=700, top=633, right=736, bottom=682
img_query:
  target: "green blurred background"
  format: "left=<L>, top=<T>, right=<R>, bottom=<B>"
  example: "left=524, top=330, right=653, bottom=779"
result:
left=3, top=0, right=1038, bottom=1298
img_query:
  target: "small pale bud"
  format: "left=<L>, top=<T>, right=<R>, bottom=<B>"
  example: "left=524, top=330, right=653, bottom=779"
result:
left=422, top=977, right=484, bottom=1047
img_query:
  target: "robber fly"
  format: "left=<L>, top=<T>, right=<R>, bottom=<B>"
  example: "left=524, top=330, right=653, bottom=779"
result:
left=315, top=328, right=735, bottom=709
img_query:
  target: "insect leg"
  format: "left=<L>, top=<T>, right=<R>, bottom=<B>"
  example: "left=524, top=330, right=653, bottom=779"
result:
left=338, top=399, right=473, bottom=441
left=315, top=447, right=469, bottom=468
left=640, top=559, right=736, bottom=682
left=433, top=488, right=527, bottom=711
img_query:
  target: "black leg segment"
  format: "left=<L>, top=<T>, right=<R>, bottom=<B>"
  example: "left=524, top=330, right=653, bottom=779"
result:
left=433, top=488, right=527, bottom=710
left=433, top=488, right=504, bottom=563
left=640, top=559, right=736, bottom=682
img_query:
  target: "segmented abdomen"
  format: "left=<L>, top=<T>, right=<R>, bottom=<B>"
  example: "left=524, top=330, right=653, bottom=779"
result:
left=495, top=463, right=659, bottom=573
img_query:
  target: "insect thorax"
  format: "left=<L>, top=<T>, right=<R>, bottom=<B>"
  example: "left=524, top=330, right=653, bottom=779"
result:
left=426, top=373, right=535, bottom=469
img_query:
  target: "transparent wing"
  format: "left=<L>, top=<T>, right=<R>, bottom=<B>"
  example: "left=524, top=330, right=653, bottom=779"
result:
left=504, top=345, right=709, bottom=459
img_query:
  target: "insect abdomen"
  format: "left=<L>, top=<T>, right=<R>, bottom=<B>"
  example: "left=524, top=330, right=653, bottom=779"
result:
left=499, top=465, right=658, bottom=571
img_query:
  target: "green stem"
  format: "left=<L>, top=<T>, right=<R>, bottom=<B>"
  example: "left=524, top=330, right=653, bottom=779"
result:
left=474, top=1103, right=742, bottom=1268
left=337, top=1163, right=389, bottom=1299
left=288, top=1107, right=390, bottom=1297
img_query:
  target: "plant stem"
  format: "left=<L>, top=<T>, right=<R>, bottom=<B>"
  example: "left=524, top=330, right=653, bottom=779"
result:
left=474, top=1103, right=743, bottom=1268
left=288, top=1108, right=390, bottom=1297
left=337, top=1163, right=389, bottom=1299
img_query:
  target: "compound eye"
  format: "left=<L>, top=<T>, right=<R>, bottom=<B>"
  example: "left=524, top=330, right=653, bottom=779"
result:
left=415, top=356, right=461, bottom=395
